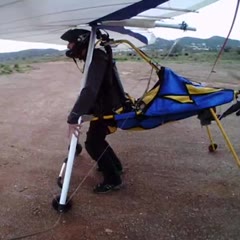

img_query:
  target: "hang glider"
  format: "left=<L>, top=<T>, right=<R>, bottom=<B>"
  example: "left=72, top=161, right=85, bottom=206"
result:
left=4, top=0, right=236, bottom=213
left=0, top=0, right=220, bottom=47
left=53, top=36, right=240, bottom=211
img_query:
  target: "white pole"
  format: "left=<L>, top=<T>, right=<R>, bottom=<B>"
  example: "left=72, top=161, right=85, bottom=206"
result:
left=102, top=19, right=196, bottom=31
left=59, top=26, right=97, bottom=208
left=154, top=21, right=196, bottom=31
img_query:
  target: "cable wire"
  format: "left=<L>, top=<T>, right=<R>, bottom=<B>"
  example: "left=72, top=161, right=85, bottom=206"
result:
left=207, top=0, right=240, bottom=81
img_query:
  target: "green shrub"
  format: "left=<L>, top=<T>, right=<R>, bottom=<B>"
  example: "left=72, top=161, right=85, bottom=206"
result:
left=14, top=64, right=19, bottom=69
left=1, top=65, right=13, bottom=74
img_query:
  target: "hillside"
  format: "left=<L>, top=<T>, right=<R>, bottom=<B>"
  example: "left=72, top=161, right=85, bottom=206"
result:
left=0, top=36, right=239, bottom=61
left=149, top=36, right=240, bottom=51
left=0, top=48, right=65, bottom=62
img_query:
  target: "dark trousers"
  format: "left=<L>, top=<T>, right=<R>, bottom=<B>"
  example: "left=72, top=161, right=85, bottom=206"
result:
left=85, top=120, right=122, bottom=185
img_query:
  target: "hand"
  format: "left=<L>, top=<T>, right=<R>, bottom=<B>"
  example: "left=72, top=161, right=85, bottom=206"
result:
left=68, top=123, right=82, bottom=139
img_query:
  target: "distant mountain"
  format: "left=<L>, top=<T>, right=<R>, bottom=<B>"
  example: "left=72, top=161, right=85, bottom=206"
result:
left=0, top=36, right=239, bottom=62
left=0, top=48, right=65, bottom=62
left=180, top=36, right=240, bottom=48
left=148, top=36, right=240, bottom=50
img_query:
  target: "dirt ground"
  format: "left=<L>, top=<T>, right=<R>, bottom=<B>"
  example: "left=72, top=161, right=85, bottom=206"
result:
left=1, top=60, right=240, bottom=240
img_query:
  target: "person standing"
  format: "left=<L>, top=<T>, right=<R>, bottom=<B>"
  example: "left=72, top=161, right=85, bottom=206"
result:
left=61, top=29, right=124, bottom=193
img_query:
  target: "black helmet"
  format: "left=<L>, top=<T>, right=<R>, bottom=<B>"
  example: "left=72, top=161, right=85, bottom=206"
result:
left=61, top=29, right=90, bottom=59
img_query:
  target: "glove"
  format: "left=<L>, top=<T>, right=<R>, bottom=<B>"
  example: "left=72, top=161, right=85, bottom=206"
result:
left=67, top=111, right=80, bottom=124
left=218, top=114, right=224, bottom=120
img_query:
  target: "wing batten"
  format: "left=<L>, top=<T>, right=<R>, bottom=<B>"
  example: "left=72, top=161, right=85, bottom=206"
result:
left=0, top=0, right=22, bottom=8
left=156, top=6, right=198, bottom=13
left=90, top=0, right=168, bottom=24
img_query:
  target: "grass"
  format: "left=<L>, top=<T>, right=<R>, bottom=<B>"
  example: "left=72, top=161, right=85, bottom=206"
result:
left=0, top=63, right=32, bottom=75
left=0, top=51, right=239, bottom=76
left=115, top=51, right=240, bottom=64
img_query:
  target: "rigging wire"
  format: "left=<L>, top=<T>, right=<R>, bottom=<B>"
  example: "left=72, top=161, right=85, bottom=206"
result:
left=163, top=38, right=180, bottom=61
left=7, top=215, right=62, bottom=240
left=0, top=0, right=22, bottom=8
left=60, top=2, right=240, bottom=202
left=67, top=61, right=154, bottom=203
left=9, top=2, right=239, bottom=234
left=136, top=66, right=154, bottom=105
left=66, top=108, right=138, bottom=204
left=6, top=41, right=153, bottom=240
left=63, top=35, right=165, bottom=204
left=207, top=0, right=240, bottom=81
left=6, top=61, right=76, bottom=240
left=2, top=2, right=136, bottom=26
left=64, top=39, right=161, bottom=202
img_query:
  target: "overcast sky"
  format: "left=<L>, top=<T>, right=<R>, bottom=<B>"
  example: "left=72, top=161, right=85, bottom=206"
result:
left=0, top=0, right=239, bottom=53
left=150, top=0, right=240, bottom=40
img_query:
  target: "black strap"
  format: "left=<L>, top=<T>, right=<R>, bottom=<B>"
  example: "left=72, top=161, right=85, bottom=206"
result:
left=72, top=57, right=84, bottom=73
left=104, top=45, right=114, bottom=86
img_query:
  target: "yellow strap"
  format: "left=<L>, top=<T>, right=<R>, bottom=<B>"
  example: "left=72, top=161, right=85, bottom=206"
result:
left=91, top=115, right=114, bottom=121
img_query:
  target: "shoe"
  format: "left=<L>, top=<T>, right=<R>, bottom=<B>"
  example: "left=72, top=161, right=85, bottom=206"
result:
left=93, top=182, right=122, bottom=194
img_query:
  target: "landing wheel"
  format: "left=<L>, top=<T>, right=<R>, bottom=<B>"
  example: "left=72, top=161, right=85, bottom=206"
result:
left=52, top=195, right=72, bottom=212
left=208, top=143, right=218, bottom=152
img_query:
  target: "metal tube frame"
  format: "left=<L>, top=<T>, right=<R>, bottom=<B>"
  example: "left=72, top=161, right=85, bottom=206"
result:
left=206, top=125, right=216, bottom=151
left=58, top=26, right=97, bottom=210
left=209, top=108, right=240, bottom=167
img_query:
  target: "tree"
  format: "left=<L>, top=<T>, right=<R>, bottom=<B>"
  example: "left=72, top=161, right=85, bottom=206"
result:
left=224, top=46, right=232, bottom=52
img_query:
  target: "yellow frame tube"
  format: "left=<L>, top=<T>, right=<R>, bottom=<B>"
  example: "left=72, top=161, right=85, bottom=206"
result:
left=96, top=40, right=240, bottom=167
left=110, top=39, right=160, bottom=72
left=210, top=108, right=240, bottom=167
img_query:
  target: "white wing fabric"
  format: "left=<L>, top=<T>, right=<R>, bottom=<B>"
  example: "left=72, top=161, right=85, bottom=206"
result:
left=0, top=0, right=220, bottom=46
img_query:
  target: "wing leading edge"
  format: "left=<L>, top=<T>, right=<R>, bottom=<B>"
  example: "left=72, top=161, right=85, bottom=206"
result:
left=0, top=0, right=220, bottom=46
